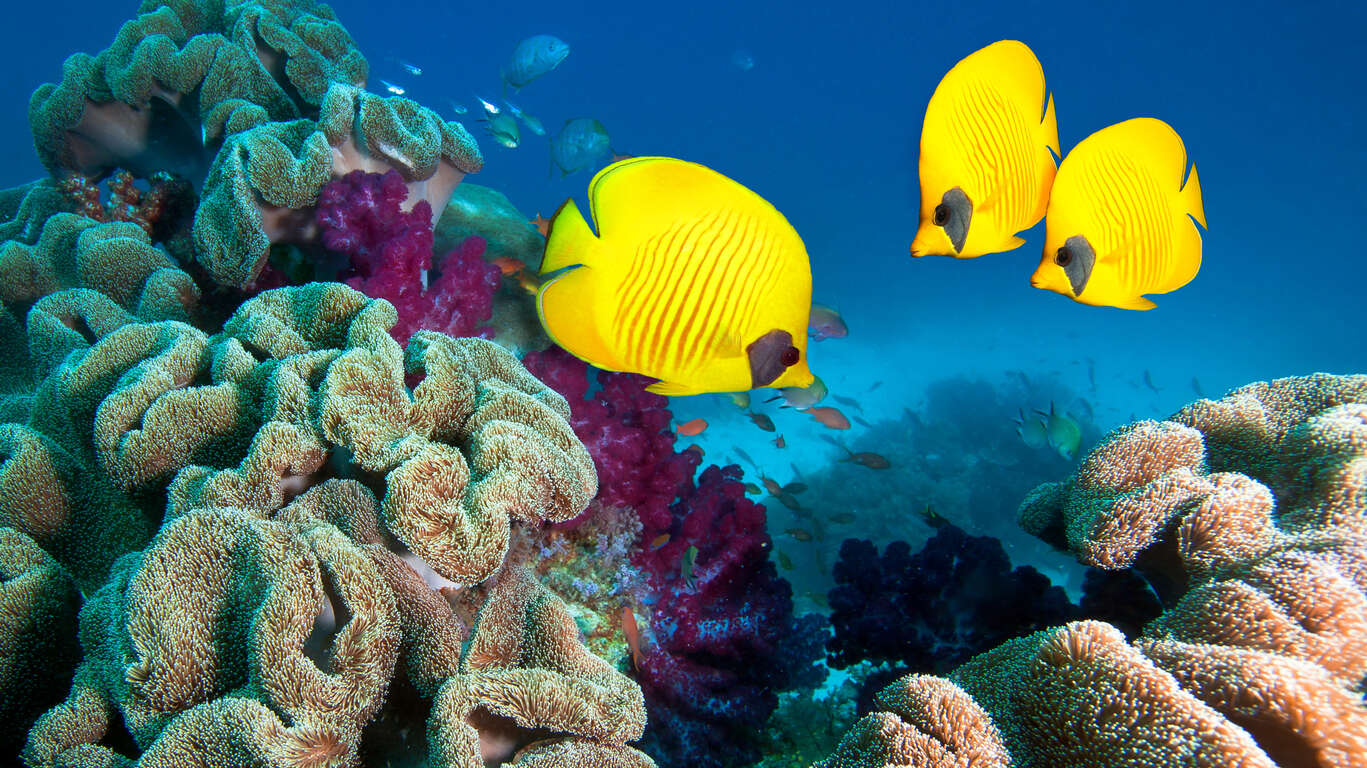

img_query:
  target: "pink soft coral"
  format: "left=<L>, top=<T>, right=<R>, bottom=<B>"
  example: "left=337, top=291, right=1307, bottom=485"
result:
left=316, top=169, right=500, bottom=344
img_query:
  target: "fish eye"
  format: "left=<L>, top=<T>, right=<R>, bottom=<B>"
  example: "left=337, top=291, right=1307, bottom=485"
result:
left=932, top=204, right=950, bottom=227
left=780, top=346, right=800, bottom=367
left=1054, top=247, right=1072, bottom=267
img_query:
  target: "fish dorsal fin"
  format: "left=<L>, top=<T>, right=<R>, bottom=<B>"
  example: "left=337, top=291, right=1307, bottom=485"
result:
left=586, top=156, right=751, bottom=244
left=1106, top=118, right=1202, bottom=219
left=541, top=198, right=598, bottom=274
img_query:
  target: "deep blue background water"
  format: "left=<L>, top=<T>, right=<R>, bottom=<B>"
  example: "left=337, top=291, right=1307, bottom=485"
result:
left=2, top=0, right=1363, bottom=589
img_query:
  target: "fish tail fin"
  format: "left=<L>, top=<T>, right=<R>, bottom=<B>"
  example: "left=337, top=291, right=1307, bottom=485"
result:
left=1041, top=91, right=1060, bottom=158
left=1181, top=164, right=1207, bottom=230
left=541, top=198, right=596, bottom=274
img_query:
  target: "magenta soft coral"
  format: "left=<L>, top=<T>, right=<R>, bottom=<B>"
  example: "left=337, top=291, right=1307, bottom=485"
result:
left=633, top=464, right=826, bottom=768
left=316, top=169, right=500, bottom=344
left=522, top=346, right=697, bottom=527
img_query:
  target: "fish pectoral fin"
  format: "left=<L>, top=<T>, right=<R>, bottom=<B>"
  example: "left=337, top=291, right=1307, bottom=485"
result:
left=1113, top=295, right=1158, bottom=311
left=976, top=184, right=1003, bottom=213
left=646, top=380, right=701, bottom=396
left=708, top=330, right=746, bottom=359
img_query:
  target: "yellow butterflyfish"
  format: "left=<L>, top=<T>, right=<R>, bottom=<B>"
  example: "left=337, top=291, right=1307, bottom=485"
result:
left=910, top=40, right=1059, bottom=259
left=1031, top=118, right=1207, bottom=310
left=536, top=156, right=814, bottom=396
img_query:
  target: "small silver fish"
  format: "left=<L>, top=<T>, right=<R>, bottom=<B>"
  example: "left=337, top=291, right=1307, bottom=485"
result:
left=766, top=375, right=827, bottom=409
left=503, top=34, right=570, bottom=90
left=475, top=95, right=501, bottom=117
left=380, top=79, right=406, bottom=96
left=397, top=59, right=423, bottom=76
left=447, top=99, right=468, bottom=115
left=550, top=118, right=611, bottom=176
left=504, top=101, right=546, bottom=136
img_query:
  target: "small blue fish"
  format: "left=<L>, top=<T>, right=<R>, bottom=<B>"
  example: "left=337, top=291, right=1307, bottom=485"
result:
left=503, top=34, right=570, bottom=91
left=380, top=79, right=406, bottom=96
left=550, top=118, right=611, bottom=176
left=504, top=100, right=546, bottom=136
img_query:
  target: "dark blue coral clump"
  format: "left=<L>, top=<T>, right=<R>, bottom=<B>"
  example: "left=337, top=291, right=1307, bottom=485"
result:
left=827, top=523, right=1079, bottom=674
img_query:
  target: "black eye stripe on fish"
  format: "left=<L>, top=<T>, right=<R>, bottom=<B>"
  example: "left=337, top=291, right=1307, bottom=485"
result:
left=940, top=187, right=973, bottom=254
left=1060, top=235, right=1096, bottom=296
left=747, top=329, right=798, bottom=388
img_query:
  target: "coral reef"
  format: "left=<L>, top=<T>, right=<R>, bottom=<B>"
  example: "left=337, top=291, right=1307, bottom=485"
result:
left=820, top=374, right=1367, bottom=767
left=633, top=464, right=828, bottom=768
left=0, top=183, right=200, bottom=322
left=772, top=372, right=1098, bottom=604
left=826, top=524, right=1078, bottom=674
left=5, top=283, right=650, bottom=765
left=29, top=0, right=367, bottom=180
left=193, top=81, right=482, bottom=290
left=316, top=169, right=502, bottom=345
left=0, top=528, right=82, bottom=754
left=522, top=347, right=697, bottom=530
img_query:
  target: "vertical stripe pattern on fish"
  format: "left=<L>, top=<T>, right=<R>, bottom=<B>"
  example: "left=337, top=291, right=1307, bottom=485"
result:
left=911, top=40, right=1059, bottom=259
left=1032, top=118, right=1206, bottom=310
left=536, top=157, right=814, bottom=395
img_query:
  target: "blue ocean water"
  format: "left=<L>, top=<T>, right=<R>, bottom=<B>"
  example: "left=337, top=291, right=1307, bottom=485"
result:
left=1, top=1, right=1363, bottom=761
left=4, top=0, right=1361, bottom=586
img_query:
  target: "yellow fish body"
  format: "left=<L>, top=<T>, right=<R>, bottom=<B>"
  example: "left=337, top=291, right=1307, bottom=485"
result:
left=536, top=156, right=814, bottom=396
left=911, top=40, right=1059, bottom=259
left=1031, top=118, right=1207, bottom=310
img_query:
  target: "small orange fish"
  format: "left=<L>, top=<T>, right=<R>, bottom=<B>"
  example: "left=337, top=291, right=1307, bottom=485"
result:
left=829, top=512, right=856, bottom=524
left=649, top=533, right=671, bottom=550
left=748, top=412, right=776, bottom=432
left=491, top=256, right=527, bottom=276
left=786, top=527, right=814, bottom=542
left=515, top=271, right=541, bottom=294
left=773, top=434, right=786, bottom=448
left=684, top=443, right=705, bottom=457
left=621, top=606, right=644, bottom=670
left=530, top=213, right=551, bottom=236
left=776, top=493, right=803, bottom=512
left=802, top=406, right=851, bottom=430
left=761, top=477, right=783, bottom=496
left=676, top=417, right=708, bottom=436
left=782, top=482, right=807, bottom=494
